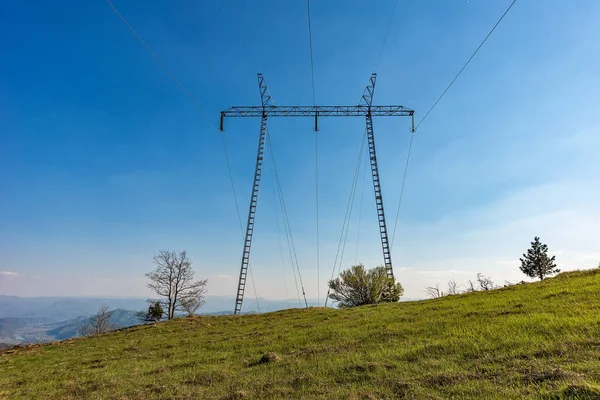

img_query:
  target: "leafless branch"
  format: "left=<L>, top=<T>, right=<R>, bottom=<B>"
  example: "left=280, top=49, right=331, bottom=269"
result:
left=476, top=273, right=494, bottom=291
left=79, top=305, right=118, bottom=337
left=425, top=284, right=443, bottom=299
left=447, top=279, right=459, bottom=295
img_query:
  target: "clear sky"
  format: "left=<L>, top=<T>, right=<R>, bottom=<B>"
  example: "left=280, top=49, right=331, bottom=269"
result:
left=1, top=0, right=599, bottom=304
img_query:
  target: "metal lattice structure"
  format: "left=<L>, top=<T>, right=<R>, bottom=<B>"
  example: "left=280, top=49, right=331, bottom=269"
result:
left=232, top=74, right=273, bottom=316
left=361, top=74, right=394, bottom=280
left=221, top=73, right=414, bottom=314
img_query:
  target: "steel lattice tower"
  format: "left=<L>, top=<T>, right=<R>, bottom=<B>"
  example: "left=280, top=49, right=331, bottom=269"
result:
left=220, top=73, right=414, bottom=314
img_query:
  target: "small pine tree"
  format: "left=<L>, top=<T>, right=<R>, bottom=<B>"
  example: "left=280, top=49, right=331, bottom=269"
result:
left=519, top=237, right=560, bottom=280
left=148, top=301, right=163, bottom=321
left=137, top=301, right=164, bottom=323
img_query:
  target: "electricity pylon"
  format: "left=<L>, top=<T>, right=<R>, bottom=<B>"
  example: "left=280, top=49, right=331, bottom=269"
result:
left=220, top=73, right=414, bottom=315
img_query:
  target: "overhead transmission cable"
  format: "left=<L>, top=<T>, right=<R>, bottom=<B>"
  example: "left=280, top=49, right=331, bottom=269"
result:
left=415, top=0, right=518, bottom=130
left=232, top=0, right=306, bottom=308
left=354, top=143, right=369, bottom=264
left=271, top=168, right=292, bottom=308
left=104, top=0, right=263, bottom=310
left=268, top=133, right=296, bottom=307
left=306, top=0, right=320, bottom=306
left=389, top=0, right=517, bottom=253
left=374, top=0, right=399, bottom=72
left=351, top=32, right=395, bottom=263
left=267, top=132, right=308, bottom=308
left=261, top=83, right=306, bottom=308
left=390, top=131, right=414, bottom=250
left=306, top=0, right=317, bottom=106
left=231, top=0, right=261, bottom=74
left=325, top=130, right=367, bottom=306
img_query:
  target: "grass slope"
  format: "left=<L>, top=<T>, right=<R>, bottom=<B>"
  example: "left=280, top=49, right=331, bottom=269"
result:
left=1, top=270, right=600, bottom=399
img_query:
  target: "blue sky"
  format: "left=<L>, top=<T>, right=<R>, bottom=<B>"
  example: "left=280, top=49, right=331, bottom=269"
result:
left=1, top=0, right=599, bottom=305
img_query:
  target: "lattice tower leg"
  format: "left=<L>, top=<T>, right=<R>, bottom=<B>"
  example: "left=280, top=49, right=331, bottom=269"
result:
left=366, top=114, right=394, bottom=280
left=234, top=116, right=268, bottom=315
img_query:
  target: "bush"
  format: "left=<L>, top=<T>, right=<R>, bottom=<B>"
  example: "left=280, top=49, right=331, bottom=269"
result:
left=327, top=264, right=404, bottom=308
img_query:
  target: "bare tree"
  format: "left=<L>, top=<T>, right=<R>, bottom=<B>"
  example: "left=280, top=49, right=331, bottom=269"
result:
left=425, top=284, right=443, bottom=299
left=180, top=291, right=207, bottom=316
left=447, top=279, right=459, bottom=295
left=146, top=250, right=208, bottom=320
left=476, top=273, right=494, bottom=291
left=79, top=305, right=117, bottom=337
left=465, top=280, right=476, bottom=293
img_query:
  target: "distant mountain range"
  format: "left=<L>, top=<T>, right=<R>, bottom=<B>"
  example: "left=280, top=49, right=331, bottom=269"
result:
left=0, top=296, right=149, bottom=320
left=0, top=295, right=321, bottom=347
left=0, top=295, right=319, bottom=320
left=45, top=308, right=141, bottom=340
left=0, top=309, right=142, bottom=346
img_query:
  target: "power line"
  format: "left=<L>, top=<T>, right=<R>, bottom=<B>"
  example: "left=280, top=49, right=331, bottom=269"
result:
left=390, top=131, right=414, bottom=250
left=104, top=0, right=262, bottom=309
left=389, top=0, right=517, bottom=258
left=267, top=132, right=308, bottom=308
left=271, top=161, right=291, bottom=308
left=221, top=133, right=261, bottom=313
left=253, top=76, right=305, bottom=309
left=354, top=142, right=369, bottom=264
left=416, top=0, right=518, bottom=130
left=306, top=0, right=317, bottom=106
left=315, top=131, right=320, bottom=306
left=325, top=129, right=367, bottom=306
left=105, top=0, right=212, bottom=125
left=374, top=0, right=399, bottom=72
left=306, top=0, right=320, bottom=306
left=231, top=0, right=261, bottom=73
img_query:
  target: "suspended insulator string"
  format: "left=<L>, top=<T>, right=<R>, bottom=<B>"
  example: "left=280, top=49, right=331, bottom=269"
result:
left=416, top=0, right=517, bottom=130
left=325, top=130, right=367, bottom=306
left=391, top=131, right=414, bottom=250
left=267, top=132, right=308, bottom=308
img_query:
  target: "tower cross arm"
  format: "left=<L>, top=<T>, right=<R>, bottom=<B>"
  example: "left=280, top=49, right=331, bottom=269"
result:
left=220, top=105, right=413, bottom=119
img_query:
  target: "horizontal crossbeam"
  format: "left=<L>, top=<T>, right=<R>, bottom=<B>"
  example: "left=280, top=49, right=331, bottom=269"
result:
left=220, top=105, right=414, bottom=131
left=221, top=105, right=413, bottom=118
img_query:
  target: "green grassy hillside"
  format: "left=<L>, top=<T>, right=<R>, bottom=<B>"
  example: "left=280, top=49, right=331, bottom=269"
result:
left=2, top=269, right=600, bottom=399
